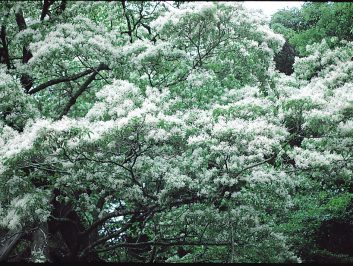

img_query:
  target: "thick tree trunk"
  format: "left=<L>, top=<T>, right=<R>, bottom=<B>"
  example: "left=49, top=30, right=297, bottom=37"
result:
left=15, top=8, right=33, bottom=92
left=0, top=26, right=11, bottom=69
left=0, top=230, right=23, bottom=262
left=30, top=223, right=51, bottom=262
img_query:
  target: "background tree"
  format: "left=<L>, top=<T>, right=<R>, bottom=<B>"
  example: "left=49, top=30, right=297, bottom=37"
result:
left=273, top=39, right=353, bottom=263
left=270, top=2, right=353, bottom=75
left=271, top=2, right=353, bottom=56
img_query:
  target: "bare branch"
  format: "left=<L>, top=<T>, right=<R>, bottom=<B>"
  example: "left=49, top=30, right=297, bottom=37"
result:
left=79, top=214, right=138, bottom=257
left=15, top=8, right=33, bottom=91
left=0, top=26, right=11, bottom=69
left=28, top=67, right=101, bottom=95
left=79, top=209, right=141, bottom=239
left=0, top=230, right=23, bottom=262
left=121, top=0, right=133, bottom=43
left=57, top=63, right=110, bottom=119
left=56, top=0, right=67, bottom=15
left=96, top=240, right=231, bottom=254
left=40, top=0, right=55, bottom=21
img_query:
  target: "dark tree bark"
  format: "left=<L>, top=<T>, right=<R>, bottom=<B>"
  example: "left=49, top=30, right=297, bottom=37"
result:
left=40, top=0, right=55, bottom=21
left=58, top=63, right=110, bottom=119
left=47, top=189, right=102, bottom=262
left=30, top=223, right=51, bottom=262
left=0, top=230, right=23, bottom=262
left=28, top=67, right=103, bottom=95
left=121, top=0, right=133, bottom=43
left=56, top=0, right=67, bottom=15
left=0, top=26, right=11, bottom=69
left=15, top=9, right=33, bottom=91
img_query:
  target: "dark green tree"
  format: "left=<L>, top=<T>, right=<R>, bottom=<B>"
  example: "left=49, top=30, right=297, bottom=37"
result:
left=271, top=2, right=353, bottom=56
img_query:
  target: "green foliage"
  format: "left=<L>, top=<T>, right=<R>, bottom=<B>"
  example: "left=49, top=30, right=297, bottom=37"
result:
left=271, top=2, right=353, bottom=56
left=279, top=181, right=353, bottom=262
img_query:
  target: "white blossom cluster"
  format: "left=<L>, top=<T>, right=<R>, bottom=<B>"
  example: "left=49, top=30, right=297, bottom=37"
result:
left=1, top=2, right=351, bottom=262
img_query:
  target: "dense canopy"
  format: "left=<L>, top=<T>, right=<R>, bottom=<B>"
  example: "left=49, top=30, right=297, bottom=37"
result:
left=0, top=1, right=352, bottom=263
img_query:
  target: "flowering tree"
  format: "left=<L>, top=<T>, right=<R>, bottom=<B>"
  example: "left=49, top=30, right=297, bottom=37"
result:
left=0, top=1, right=351, bottom=263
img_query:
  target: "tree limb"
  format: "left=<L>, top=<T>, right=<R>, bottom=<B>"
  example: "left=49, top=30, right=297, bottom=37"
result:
left=28, top=67, right=101, bottom=95
left=56, top=0, right=67, bottom=15
left=57, top=63, right=110, bottom=119
left=15, top=8, right=33, bottom=91
left=121, top=0, right=133, bottom=43
left=95, top=240, right=231, bottom=254
left=79, top=209, right=141, bottom=239
left=40, top=0, right=55, bottom=21
left=79, top=214, right=138, bottom=257
left=0, top=26, right=11, bottom=69
left=0, top=230, right=23, bottom=262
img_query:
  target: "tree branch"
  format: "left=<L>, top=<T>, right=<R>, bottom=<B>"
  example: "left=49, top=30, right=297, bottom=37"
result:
left=121, top=0, right=133, bottom=43
left=57, top=63, right=110, bottom=119
left=40, top=0, right=55, bottom=21
left=0, top=230, right=23, bottom=262
left=28, top=67, right=100, bottom=95
left=15, top=9, right=27, bottom=32
left=15, top=8, right=33, bottom=91
left=79, top=214, right=138, bottom=257
left=56, top=0, right=67, bottom=15
left=96, top=240, right=230, bottom=254
left=79, top=209, right=140, bottom=239
left=0, top=26, right=11, bottom=69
